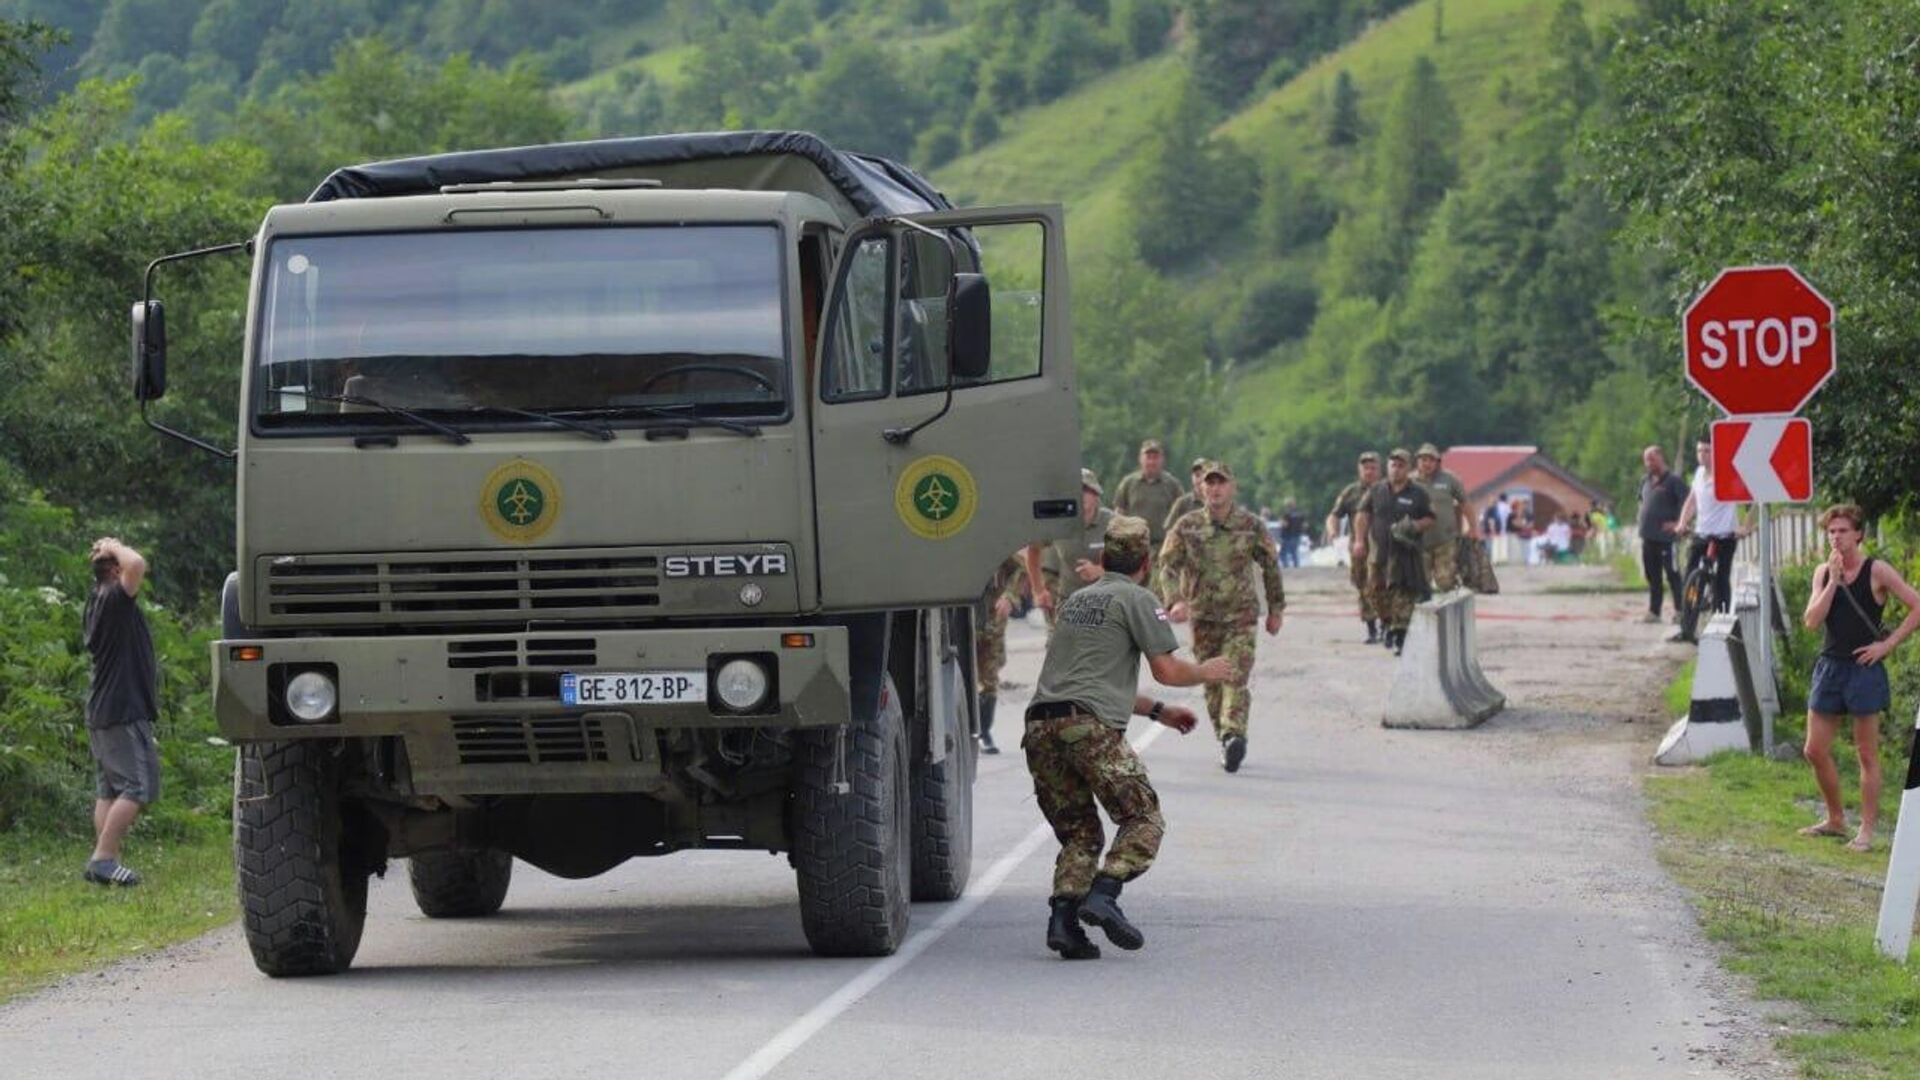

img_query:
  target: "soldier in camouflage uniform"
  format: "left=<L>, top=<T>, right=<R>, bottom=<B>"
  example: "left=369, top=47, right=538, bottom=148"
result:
left=974, top=553, right=1027, bottom=755
left=1157, top=461, right=1285, bottom=773
left=1161, top=457, right=1210, bottom=539
left=1413, top=443, right=1474, bottom=594
left=1354, top=448, right=1436, bottom=655
left=1326, top=451, right=1384, bottom=643
left=1024, top=515, right=1230, bottom=958
left=1026, top=468, right=1113, bottom=633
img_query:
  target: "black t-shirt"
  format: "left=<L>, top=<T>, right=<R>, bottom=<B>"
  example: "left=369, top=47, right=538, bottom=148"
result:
left=1366, top=481, right=1433, bottom=565
left=84, top=583, right=159, bottom=730
left=1637, top=471, right=1689, bottom=542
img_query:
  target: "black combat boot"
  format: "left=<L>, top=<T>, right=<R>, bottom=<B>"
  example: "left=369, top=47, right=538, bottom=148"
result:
left=1364, top=618, right=1379, bottom=644
left=1223, top=734, right=1247, bottom=773
left=1046, top=897, right=1101, bottom=960
left=978, top=694, right=1000, bottom=755
left=1390, top=629, right=1406, bottom=656
left=1078, top=875, right=1145, bottom=950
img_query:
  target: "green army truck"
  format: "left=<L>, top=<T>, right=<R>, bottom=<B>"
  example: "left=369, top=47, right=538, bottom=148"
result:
left=130, top=132, right=1080, bottom=975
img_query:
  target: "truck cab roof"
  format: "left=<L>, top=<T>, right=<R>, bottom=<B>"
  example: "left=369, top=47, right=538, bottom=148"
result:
left=262, top=186, right=842, bottom=236
left=306, top=130, right=955, bottom=224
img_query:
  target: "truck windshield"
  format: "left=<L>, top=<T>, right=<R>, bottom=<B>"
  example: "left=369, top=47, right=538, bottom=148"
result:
left=253, top=224, right=787, bottom=431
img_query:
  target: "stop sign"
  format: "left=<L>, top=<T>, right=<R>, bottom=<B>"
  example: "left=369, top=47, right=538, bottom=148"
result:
left=1683, top=265, right=1835, bottom=415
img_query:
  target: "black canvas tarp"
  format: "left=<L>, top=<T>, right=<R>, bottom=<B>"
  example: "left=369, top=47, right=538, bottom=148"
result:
left=306, top=130, right=953, bottom=218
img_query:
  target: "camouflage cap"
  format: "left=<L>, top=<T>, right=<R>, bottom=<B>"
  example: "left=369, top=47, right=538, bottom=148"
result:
left=1140, top=438, right=1166, bottom=454
left=1416, top=442, right=1442, bottom=459
left=1190, top=456, right=1210, bottom=473
left=1357, top=451, right=1381, bottom=464
left=1105, top=515, right=1152, bottom=563
left=1388, top=447, right=1412, bottom=464
left=1202, top=460, right=1233, bottom=481
left=1081, top=467, right=1103, bottom=496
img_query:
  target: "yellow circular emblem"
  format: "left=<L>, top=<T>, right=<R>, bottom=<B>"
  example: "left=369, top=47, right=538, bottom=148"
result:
left=894, top=455, right=978, bottom=541
left=480, top=459, right=562, bottom=544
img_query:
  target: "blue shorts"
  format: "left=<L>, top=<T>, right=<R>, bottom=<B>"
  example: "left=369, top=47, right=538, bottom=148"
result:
left=1809, top=656, right=1892, bottom=717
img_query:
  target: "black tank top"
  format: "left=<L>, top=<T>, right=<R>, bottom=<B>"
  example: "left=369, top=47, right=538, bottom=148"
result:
left=1822, top=557, right=1885, bottom=659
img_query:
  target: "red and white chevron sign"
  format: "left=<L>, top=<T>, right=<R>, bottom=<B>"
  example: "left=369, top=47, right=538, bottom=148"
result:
left=1712, top=417, right=1812, bottom=503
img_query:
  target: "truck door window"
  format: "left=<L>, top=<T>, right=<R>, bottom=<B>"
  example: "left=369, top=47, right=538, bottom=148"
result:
left=821, top=236, right=890, bottom=402
left=966, top=221, right=1045, bottom=384
left=893, top=231, right=953, bottom=396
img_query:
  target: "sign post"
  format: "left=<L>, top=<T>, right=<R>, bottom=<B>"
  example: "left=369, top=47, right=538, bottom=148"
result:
left=1877, top=707, right=1920, bottom=960
left=1683, top=265, right=1835, bottom=756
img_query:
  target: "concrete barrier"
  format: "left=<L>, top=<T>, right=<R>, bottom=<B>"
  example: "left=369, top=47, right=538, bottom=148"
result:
left=1383, top=590, right=1506, bottom=730
left=1654, top=612, right=1752, bottom=765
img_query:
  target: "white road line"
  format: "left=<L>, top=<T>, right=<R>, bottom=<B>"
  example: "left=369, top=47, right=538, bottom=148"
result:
left=719, top=721, right=1171, bottom=1080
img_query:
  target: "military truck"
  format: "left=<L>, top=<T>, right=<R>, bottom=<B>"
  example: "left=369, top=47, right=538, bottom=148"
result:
left=130, top=132, right=1080, bottom=975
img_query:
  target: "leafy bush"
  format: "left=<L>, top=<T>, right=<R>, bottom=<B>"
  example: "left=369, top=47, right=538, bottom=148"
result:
left=0, top=464, right=225, bottom=840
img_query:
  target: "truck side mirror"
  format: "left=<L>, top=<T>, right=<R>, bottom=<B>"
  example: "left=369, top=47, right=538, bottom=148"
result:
left=131, top=300, right=167, bottom=402
left=949, top=273, right=991, bottom=381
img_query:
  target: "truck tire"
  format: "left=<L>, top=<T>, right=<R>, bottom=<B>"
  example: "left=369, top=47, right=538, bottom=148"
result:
left=910, top=657, right=974, bottom=901
left=234, top=740, right=369, bottom=977
left=791, top=674, right=912, bottom=957
left=408, top=849, right=513, bottom=918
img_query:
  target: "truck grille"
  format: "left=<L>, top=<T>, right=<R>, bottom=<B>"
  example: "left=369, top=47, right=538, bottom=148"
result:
left=261, top=549, right=660, bottom=625
left=451, top=716, right=612, bottom=765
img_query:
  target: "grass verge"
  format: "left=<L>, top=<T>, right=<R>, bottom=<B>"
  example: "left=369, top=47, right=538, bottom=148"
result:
left=1648, top=751, right=1920, bottom=1077
left=0, top=821, right=234, bottom=1004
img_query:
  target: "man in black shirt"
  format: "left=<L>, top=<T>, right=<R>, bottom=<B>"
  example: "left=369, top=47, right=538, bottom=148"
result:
left=1353, top=449, right=1436, bottom=655
left=1636, top=445, right=1689, bottom=623
left=82, top=538, right=159, bottom=887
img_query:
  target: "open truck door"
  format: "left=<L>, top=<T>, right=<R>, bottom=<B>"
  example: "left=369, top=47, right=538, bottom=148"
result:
left=810, top=205, right=1080, bottom=610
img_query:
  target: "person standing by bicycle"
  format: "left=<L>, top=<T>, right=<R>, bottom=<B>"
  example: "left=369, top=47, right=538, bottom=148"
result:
left=1799, top=504, right=1920, bottom=852
left=1674, top=436, right=1749, bottom=622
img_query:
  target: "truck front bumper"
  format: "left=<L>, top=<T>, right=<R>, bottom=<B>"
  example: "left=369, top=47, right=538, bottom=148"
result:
left=212, top=626, right=849, bottom=794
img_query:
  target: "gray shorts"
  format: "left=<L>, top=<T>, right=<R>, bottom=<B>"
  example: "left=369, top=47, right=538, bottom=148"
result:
left=89, top=719, right=161, bottom=804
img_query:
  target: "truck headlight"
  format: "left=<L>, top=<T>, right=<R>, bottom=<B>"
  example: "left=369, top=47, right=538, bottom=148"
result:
left=285, top=670, right=338, bottom=722
left=714, top=658, right=770, bottom=712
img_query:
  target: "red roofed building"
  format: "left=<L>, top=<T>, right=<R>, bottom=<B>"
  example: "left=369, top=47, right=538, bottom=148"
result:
left=1439, top=446, right=1610, bottom=533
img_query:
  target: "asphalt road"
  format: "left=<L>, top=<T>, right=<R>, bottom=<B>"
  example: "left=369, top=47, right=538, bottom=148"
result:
left=2, top=566, right=1784, bottom=1079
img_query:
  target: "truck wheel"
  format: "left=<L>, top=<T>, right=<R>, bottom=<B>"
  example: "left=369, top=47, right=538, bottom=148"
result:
left=234, top=741, right=369, bottom=976
left=792, top=674, right=912, bottom=956
left=910, top=670, right=974, bottom=901
left=408, top=849, right=513, bottom=918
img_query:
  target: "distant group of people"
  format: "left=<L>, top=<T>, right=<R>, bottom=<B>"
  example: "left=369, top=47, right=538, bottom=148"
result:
left=1323, top=444, right=1478, bottom=653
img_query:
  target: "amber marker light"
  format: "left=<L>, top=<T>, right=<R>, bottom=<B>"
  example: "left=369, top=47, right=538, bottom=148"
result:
left=781, top=633, right=814, bottom=649
left=230, top=646, right=264, bottom=662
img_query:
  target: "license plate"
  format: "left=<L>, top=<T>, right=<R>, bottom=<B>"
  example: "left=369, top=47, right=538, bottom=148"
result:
left=561, top=671, right=705, bottom=707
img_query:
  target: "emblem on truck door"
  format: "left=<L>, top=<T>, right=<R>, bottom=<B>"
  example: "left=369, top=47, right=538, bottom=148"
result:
left=480, top=459, right=562, bottom=543
left=893, top=455, right=978, bottom=540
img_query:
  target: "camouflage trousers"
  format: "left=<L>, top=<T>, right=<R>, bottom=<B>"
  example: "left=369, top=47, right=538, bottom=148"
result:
left=975, top=607, right=1009, bottom=695
left=1366, top=574, right=1419, bottom=632
left=1424, top=544, right=1460, bottom=593
left=1348, top=558, right=1378, bottom=620
left=1023, top=713, right=1165, bottom=899
left=1190, top=620, right=1257, bottom=740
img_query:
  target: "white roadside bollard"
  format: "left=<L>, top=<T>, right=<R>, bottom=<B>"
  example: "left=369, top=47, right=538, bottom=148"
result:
left=1383, top=590, right=1505, bottom=730
left=1874, top=706, right=1920, bottom=960
left=1653, top=612, right=1752, bottom=766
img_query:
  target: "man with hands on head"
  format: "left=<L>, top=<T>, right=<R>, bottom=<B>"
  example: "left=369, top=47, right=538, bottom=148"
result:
left=1024, top=515, right=1232, bottom=960
left=81, top=537, right=159, bottom=887
left=1798, top=504, right=1920, bottom=853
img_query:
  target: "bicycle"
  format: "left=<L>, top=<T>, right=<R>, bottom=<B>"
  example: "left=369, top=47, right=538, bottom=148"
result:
left=1677, top=533, right=1729, bottom=643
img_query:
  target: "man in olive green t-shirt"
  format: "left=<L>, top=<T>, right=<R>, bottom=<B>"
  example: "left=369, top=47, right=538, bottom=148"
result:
left=1024, top=514, right=1231, bottom=959
left=1112, top=439, right=1183, bottom=548
left=1414, top=443, right=1475, bottom=592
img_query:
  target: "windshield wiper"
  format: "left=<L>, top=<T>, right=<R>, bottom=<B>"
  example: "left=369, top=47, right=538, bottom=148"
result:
left=274, top=389, right=471, bottom=445
left=559, top=403, right=762, bottom=437
left=457, top=404, right=615, bottom=441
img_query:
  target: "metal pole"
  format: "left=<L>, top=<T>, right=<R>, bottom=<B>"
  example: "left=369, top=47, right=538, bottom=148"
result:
left=1757, top=503, right=1774, bottom=753
left=1877, top=705, right=1920, bottom=960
